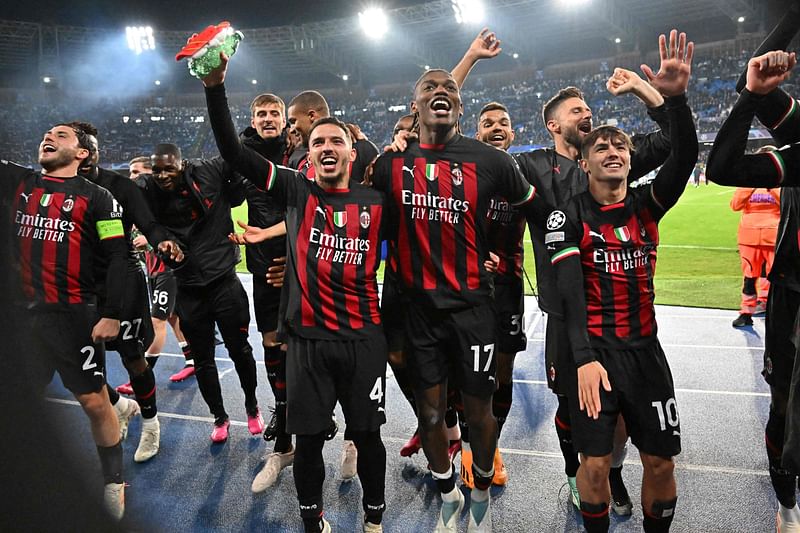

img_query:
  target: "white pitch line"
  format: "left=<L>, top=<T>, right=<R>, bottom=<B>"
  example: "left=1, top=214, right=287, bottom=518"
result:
left=511, top=379, right=769, bottom=398
left=523, top=338, right=764, bottom=351
left=524, top=310, right=544, bottom=338
left=45, top=397, right=769, bottom=478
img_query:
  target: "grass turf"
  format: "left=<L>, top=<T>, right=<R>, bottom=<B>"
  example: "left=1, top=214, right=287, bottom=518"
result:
left=233, top=182, right=746, bottom=310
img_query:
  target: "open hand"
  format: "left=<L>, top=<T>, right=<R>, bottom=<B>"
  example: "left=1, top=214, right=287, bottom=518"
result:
left=641, top=29, right=694, bottom=97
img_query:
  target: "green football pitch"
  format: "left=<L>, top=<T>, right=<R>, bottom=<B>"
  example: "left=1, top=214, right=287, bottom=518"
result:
left=232, top=183, right=745, bottom=310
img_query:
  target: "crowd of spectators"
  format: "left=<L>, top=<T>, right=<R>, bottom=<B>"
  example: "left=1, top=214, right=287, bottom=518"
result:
left=3, top=48, right=797, bottom=167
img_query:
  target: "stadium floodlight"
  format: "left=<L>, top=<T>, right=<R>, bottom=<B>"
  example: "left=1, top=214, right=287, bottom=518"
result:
left=452, top=0, right=484, bottom=24
left=42, top=76, right=52, bottom=84
left=737, top=16, right=745, bottom=23
left=342, top=74, right=349, bottom=81
left=512, top=52, right=519, bottom=59
left=154, top=80, right=161, bottom=86
left=359, top=7, right=388, bottom=40
left=614, top=37, right=621, bottom=44
left=424, top=64, right=430, bottom=70
left=126, top=26, right=156, bottom=55
left=251, top=79, right=258, bottom=85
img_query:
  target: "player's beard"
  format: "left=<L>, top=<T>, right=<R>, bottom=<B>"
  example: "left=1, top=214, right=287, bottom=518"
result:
left=562, top=125, right=583, bottom=153
left=39, top=149, right=76, bottom=173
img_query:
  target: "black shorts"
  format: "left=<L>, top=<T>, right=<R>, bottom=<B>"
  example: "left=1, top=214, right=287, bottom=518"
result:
left=286, top=334, right=387, bottom=435
left=404, top=302, right=497, bottom=398
left=494, top=277, right=526, bottom=354
left=28, top=306, right=107, bottom=396
left=105, top=269, right=154, bottom=362
left=380, top=273, right=406, bottom=354
left=763, top=284, right=800, bottom=396
left=569, top=341, right=681, bottom=458
left=253, top=273, right=281, bottom=334
left=149, top=270, right=177, bottom=320
left=545, top=314, right=574, bottom=395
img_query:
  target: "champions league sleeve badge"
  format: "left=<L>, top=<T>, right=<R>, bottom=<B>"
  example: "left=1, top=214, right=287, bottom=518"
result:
left=175, top=21, right=244, bottom=79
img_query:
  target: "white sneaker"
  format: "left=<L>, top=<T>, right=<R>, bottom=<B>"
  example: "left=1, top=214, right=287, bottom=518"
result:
left=103, top=482, right=125, bottom=521
left=114, top=397, right=140, bottom=441
left=251, top=448, right=295, bottom=493
left=778, top=504, right=800, bottom=532
left=435, top=489, right=465, bottom=533
left=134, top=418, right=160, bottom=463
left=341, top=440, right=358, bottom=481
left=363, top=520, right=383, bottom=532
left=321, top=518, right=331, bottom=533
left=467, top=493, right=492, bottom=532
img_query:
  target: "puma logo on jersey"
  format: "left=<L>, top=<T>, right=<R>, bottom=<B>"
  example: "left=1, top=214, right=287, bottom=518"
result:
left=589, top=230, right=606, bottom=242
left=19, top=192, right=31, bottom=203
left=315, top=206, right=327, bottom=219
left=402, top=165, right=415, bottom=177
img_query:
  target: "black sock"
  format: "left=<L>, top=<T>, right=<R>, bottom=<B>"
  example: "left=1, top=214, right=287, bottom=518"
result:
left=294, top=433, right=327, bottom=523
left=555, top=395, right=580, bottom=477
left=274, top=403, right=292, bottom=454
left=302, top=515, right=325, bottom=533
left=472, top=463, right=494, bottom=491
left=97, top=441, right=123, bottom=484
left=263, top=344, right=286, bottom=397
left=181, top=342, right=193, bottom=363
left=131, top=366, right=157, bottom=418
left=106, top=384, right=120, bottom=405
left=767, top=408, right=798, bottom=508
left=580, top=501, right=610, bottom=533
left=145, top=354, right=159, bottom=369
left=643, top=498, right=677, bottom=533
left=493, top=381, right=513, bottom=437
left=351, top=430, right=387, bottom=525
left=433, top=464, right=456, bottom=494
left=609, top=466, right=629, bottom=502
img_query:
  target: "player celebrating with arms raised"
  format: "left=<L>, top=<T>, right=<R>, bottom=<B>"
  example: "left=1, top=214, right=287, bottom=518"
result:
left=371, top=68, right=547, bottom=532
left=545, top=30, right=697, bottom=533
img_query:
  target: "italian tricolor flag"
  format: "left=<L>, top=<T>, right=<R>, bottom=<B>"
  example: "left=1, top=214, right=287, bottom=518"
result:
left=425, top=163, right=438, bottom=181
left=614, top=226, right=631, bottom=242
left=333, top=211, right=347, bottom=227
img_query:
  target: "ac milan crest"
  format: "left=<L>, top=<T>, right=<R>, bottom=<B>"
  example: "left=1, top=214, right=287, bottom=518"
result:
left=63, top=198, right=74, bottom=213
left=451, top=166, right=463, bottom=186
left=360, top=209, right=371, bottom=229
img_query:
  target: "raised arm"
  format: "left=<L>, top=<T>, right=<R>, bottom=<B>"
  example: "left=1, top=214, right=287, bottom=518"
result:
left=451, top=28, right=502, bottom=88
left=640, top=29, right=698, bottom=212
left=707, top=51, right=800, bottom=188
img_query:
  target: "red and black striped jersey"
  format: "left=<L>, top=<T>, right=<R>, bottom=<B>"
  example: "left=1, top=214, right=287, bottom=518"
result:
left=544, top=94, right=698, bottom=363
left=4, top=160, right=128, bottom=317
left=485, top=196, right=525, bottom=280
left=371, top=135, right=537, bottom=309
left=547, top=187, right=665, bottom=350
left=255, top=160, right=384, bottom=340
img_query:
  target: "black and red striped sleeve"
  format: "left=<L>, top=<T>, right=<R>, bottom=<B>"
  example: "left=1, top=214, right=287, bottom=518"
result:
left=544, top=204, right=595, bottom=367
